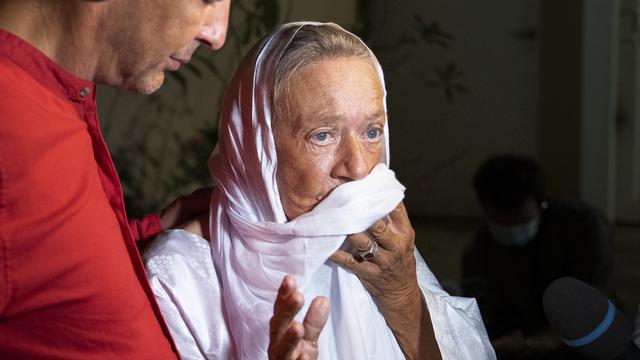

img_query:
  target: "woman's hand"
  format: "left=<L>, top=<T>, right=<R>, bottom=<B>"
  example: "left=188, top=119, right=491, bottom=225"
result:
left=330, top=202, right=442, bottom=360
left=268, top=275, right=330, bottom=360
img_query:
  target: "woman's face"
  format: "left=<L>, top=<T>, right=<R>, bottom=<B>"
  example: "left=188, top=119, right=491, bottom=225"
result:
left=273, top=57, right=385, bottom=220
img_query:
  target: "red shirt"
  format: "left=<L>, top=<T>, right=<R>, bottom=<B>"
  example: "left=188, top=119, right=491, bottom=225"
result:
left=0, top=29, right=178, bottom=359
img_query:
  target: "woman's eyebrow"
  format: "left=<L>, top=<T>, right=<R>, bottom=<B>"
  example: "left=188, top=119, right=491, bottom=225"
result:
left=297, top=110, right=385, bottom=127
left=304, top=110, right=341, bottom=125
left=366, top=111, right=385, bottom=121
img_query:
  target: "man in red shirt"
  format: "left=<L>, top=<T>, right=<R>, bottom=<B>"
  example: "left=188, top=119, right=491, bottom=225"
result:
left=0, top=1, right=328, bottom=359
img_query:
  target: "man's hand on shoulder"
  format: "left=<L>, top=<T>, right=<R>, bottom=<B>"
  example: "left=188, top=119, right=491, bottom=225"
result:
left=159, top=187, right=213, bottom=230
left=269, top=275, right=330, bottom=360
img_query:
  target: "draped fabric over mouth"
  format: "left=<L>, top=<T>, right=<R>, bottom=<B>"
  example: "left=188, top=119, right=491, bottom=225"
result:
left=207, top=22, right=406, bottom=359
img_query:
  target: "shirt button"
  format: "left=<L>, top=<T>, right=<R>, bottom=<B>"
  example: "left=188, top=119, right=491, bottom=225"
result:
left=80, top=86, right=91, bottom=97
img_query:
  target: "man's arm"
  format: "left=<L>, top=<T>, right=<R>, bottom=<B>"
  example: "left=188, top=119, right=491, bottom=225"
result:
left=129, top=214, right=164, bottom=242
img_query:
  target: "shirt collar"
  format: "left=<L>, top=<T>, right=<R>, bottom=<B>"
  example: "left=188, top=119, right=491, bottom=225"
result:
left=0, top=28, right=95, bottom=102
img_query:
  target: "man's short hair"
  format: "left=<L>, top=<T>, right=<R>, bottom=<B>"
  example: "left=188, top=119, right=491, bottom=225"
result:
left=472, top=154, right=545, bottom=213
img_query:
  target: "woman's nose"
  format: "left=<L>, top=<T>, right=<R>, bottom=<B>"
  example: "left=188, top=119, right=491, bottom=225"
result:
left=197, top=0, right=230, bottom=50
left=331, top=136, right=369, bottom=182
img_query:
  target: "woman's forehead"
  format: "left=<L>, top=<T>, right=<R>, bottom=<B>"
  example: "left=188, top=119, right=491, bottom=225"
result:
left=282, top=58, right=384, bottom=117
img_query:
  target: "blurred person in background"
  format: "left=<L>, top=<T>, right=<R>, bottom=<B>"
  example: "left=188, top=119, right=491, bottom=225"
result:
left=462, top=154, right=614, bottom=359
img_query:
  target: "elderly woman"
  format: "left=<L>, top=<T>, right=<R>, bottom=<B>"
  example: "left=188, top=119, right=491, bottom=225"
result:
left=144, top=22, right=495, bottom=359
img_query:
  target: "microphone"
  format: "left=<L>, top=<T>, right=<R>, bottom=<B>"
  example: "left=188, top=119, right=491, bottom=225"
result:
left=542, top=277, right=640, bottom=360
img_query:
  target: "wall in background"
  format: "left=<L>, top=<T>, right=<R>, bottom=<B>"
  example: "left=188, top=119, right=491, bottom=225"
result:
left=617, top=0, right=640, bottom=223
left=366, top=0, right=540, bottom=218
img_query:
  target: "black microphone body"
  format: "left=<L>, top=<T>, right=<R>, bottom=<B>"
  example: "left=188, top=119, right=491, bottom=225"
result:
left=542, top=277, right=640, bottom=360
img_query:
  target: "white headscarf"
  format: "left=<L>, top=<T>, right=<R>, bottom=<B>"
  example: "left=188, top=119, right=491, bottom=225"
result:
left=208, top=22, right=406, bottom=359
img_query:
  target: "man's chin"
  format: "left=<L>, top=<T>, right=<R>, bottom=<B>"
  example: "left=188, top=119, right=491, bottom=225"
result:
left=119, top=72, right=165, bottom=95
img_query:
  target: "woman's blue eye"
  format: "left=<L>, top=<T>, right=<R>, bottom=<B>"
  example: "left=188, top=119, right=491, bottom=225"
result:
left=314, top=132, right=329, bottom=141
left=367, top=129, right=380, bottom=139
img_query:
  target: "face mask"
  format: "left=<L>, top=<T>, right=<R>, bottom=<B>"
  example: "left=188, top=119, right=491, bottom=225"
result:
left=488, top=217, right=540, bottom=247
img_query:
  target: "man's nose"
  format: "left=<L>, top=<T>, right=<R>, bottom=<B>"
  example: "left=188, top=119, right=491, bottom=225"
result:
left=331, top=136, right=369, bottom=182
left=197, top=0, right=230, bottom=50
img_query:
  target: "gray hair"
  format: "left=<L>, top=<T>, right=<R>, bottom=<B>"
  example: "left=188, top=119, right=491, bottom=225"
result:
left=272, top=24, right=375, bottom=123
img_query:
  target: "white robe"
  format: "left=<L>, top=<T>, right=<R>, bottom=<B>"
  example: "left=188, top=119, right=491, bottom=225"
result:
left=144, top=229, right=496, bottom=360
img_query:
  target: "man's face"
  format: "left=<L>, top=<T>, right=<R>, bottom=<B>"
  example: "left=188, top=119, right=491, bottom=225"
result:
left=484, top=197, right=541, bottom=226
left=273, top=57, right=385, bottom=220
left=97, top=0, right=230, bottom=94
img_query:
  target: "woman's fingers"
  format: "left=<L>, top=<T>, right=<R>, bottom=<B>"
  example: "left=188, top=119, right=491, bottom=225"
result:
left=269, top=278, right=330, bottom=360
left=366, top=219, right=394, bottom=251
left=369, top=202, right=415, bottom=254
left=347, top=232, right=376, bottom=252
left=269, top=276, right=305, bottom=358
left=272, top=322, right=304, bottom=359
left=340, top=232, right=391, bottom=266
left=329, top=249, right=359, bottom=269
left=387, top=201, right=412, bottom=233
left=329, top=249, right=380, bottom=275
left=302, top=297, right=330, bottom=343
left=346, top=202, right=412, bottom=256
left=272, top=276, right=303, bottom=324
left=331, top=201, right=418, bottom=302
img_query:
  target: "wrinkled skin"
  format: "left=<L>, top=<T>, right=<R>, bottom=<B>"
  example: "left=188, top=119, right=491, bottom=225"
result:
left=273, top=57, right=386, bottom=219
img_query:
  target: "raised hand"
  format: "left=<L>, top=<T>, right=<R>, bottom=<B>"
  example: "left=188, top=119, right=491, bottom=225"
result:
left=268, top=275, right=330, bottom=360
